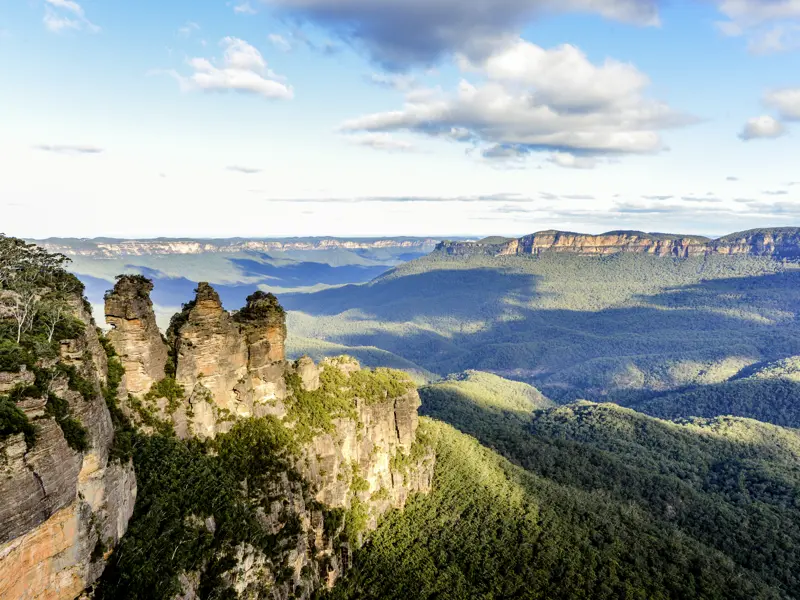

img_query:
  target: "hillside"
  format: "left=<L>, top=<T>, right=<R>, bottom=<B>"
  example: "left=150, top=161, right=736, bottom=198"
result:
left=41, top=236, right=442, bottom=333
left=325, top=413, right=800, bottom=599
left=35, top=236, right=442, bottom=257
left=5, top=232, right=800, bottom=600
left=327, top=371, right=800, bottom=598
left=282, top=239, right=800, bottom=421
left=438, top=227, right=800, bottom=259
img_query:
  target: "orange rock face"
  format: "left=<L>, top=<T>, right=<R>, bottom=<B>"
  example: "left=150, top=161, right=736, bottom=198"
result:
left=1, top=295, right=136, bottom=600
left=439, top=228, right=800, bottom=260
left=0, top=503, right=86, bottom=600
left=104, top=276, right=168, bottom=396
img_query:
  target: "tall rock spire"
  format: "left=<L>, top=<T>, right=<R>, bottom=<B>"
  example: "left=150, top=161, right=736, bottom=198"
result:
left=104, top=275, right=168, bottom=396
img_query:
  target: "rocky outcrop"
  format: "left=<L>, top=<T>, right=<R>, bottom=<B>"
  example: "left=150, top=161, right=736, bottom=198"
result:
left=0, top=294, right=136, bottom=600
left=437, top=227, right=800, bottom=259
left=172, top=282, right=249, bottom=432
left=710, top=228, right=800, bottom=259
left=295, top=357, right=432, bottom=516
left=101, top=280, right=434, bottom=599
left=104, top=276, right=168, bottom=396
left=172, top=355, right=434, bottom=600
left=162, top=285, right=289, bottom=438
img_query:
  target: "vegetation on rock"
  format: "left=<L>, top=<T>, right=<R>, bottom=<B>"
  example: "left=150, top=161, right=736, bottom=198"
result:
left=284, top=361, right=415, bottom=442
left=325, top=417, right=796, bottom=599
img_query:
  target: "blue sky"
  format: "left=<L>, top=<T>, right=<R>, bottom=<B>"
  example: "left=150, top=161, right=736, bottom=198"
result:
left=2, top=0, right=799, bottom=238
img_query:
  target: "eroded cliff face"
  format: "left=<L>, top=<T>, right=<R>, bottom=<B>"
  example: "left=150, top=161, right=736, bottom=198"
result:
left=437, top=227, right=800, bottom=259
left=104, top=276, right=168, bottom=396
left=100, top=281, right=434, bottom=599
left=170, top=357, right=434, bottom=600
left=0, top=296, right=136, bottom=600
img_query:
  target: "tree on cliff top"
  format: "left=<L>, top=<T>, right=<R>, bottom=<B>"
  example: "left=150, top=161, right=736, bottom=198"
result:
left=0, top=234, right=78, bottom=343
left=233, top=290, right=286, bottom=331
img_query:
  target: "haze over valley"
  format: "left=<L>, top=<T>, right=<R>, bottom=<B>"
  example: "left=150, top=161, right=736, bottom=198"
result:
left=4, top=0, right=800, bottom=597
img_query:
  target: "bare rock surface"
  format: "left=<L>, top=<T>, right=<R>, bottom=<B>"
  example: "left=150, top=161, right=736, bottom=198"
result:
left=104, top=275, right=168, bottom=396
left=0, top=293, right=136, bottom=600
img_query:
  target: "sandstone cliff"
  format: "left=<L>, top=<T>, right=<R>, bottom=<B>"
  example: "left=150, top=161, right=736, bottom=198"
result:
left=99, top=280, right=434, bottom=599
left=0, top=294, right=136, bottom=600
left=437, top=227, right=800, bottom=259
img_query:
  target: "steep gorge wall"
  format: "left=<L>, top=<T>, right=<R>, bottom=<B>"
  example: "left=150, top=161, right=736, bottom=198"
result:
left=438, top=227, right=800, bottom=259
left=0, top=298, right=136, bottom=600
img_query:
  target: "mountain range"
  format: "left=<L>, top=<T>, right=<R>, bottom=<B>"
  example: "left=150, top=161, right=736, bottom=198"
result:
left=2, top=228, right=800, bottom=599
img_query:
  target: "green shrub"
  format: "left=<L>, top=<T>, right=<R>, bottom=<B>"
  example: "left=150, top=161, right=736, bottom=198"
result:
left=0, top=340, right=24, bottom=372
left=144, top=378, right=185, bottom=413
left=0, top=395, right=36, bottom=446
left=96, top=417, right=308, bottom=600
left=46, top=393, right=88, bottom=452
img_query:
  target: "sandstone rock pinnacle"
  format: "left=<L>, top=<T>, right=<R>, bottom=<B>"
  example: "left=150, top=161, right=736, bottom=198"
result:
left=104, top=275, right=168, bottom=396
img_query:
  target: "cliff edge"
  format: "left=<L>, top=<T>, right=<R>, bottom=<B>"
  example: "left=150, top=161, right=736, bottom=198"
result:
left=437, top=227, right=800, bottom=259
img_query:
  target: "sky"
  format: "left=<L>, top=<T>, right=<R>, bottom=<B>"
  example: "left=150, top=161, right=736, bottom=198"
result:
left=1, top=0, right=800, bottom=239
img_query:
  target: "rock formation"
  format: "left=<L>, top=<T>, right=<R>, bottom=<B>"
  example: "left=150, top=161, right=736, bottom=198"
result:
left=171, top=355, right=434, bottom=599
left=104, top=275, right=168, bottom=396
left=100, top=280, right=434, bottom=598
left=437, top=227, right=800, bottom=259
left=0, top=294, right=136, bottom=600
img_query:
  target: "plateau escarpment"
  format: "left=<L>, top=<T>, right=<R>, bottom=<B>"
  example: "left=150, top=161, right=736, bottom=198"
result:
left=97, top=276, right=434, bottom=599
left=437, top=227, right=800, bottom=259
left=37, top=237, right=440, bottom=258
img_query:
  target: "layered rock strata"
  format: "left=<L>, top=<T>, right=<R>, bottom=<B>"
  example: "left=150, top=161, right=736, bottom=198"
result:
left=39, top=238, right=439, bottom=258
left=437, top=227, right=800, bottom=259
left=0, top=295, right=136, bottom=600
left=104, top=276, right=167, bottom=396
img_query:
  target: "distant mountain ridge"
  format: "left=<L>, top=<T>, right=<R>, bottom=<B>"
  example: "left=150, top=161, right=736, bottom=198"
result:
left=35, top=236, right=442, bottom=257
left=437, top=227, right=800, bottom=259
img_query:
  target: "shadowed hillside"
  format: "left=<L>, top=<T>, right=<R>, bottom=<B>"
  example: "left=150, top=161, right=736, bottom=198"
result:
left=283, top=252, right=800, bottom=418
left=320, top=373, right=800, bottom=599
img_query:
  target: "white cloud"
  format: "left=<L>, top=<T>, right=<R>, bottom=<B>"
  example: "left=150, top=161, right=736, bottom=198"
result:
left=548, top=152, right=598, bottom=169
left=717, top=0, right=800, bottom=26
left=262, top=0, right=660, bottom=67
left=178, top=22, right=200, bottom=38
left=344, top=133, right=417, bottom=152
left=43, top=0, right=99, bottom=33
left=459, top=41, right=649, bottom=111
left=227, top=165, right=262, bottom=173
left=715, top=0, right=800, bottom=53
left=234, top=2, right=258, bottom=14
left=765, top=87, right=800, bottom=120
left=34, top=144, right=104, bottom=155
left=268, top=33, right=292, bottom=52
left=164, top=37, right=293, bottom=100
left=368, top=72, right=418, bottom=91
left=339, top=39, right=693, bottom=166
left=739, top=115, right=787, bottom=139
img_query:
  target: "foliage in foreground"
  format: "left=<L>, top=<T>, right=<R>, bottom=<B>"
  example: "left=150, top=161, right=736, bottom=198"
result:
left=325, top=419, right=782, bottom=600
left=95, top=417, right=305, bottom=599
